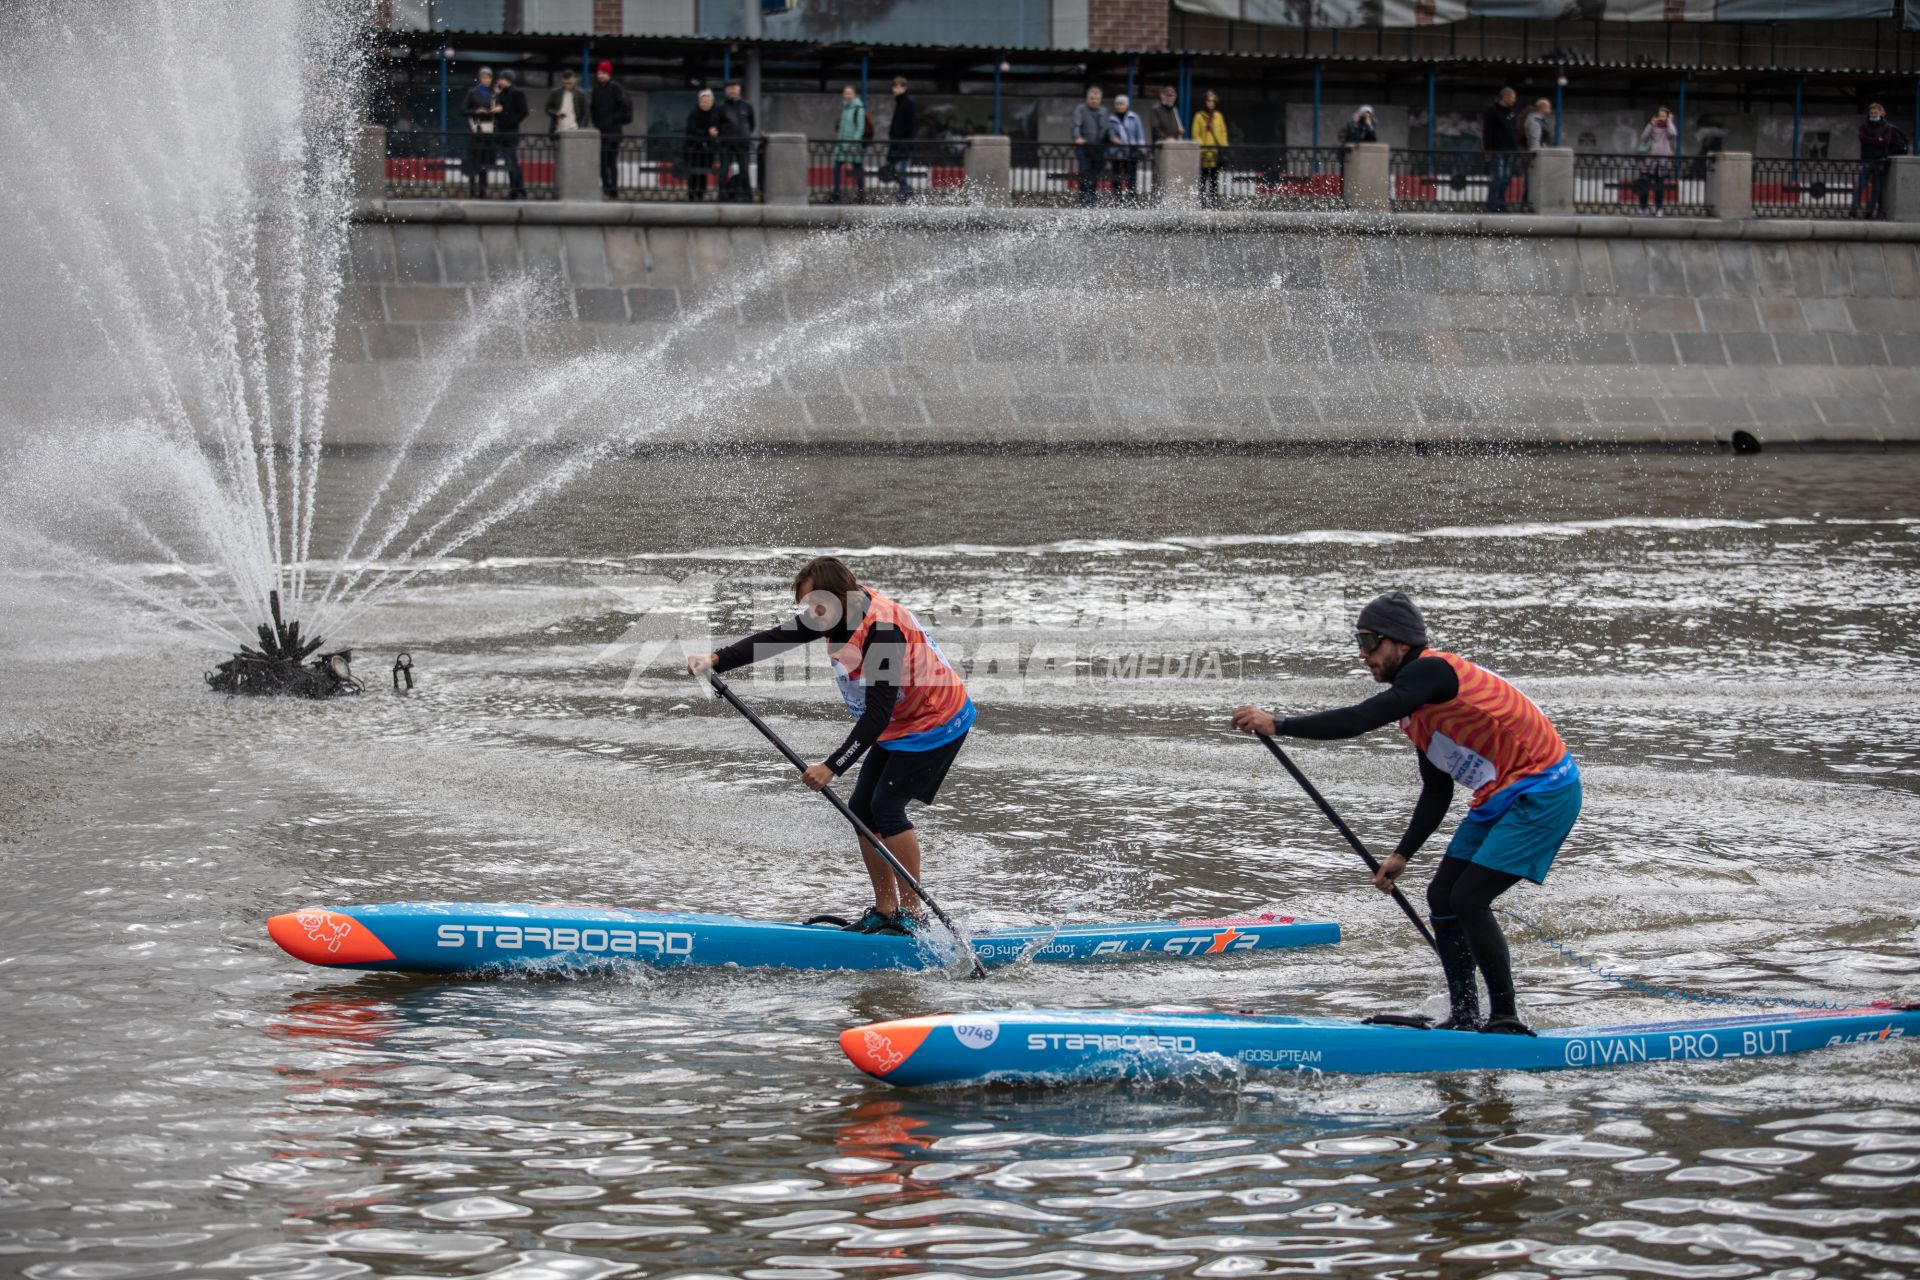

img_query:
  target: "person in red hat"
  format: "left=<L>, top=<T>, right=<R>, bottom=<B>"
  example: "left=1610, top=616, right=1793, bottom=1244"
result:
left=588, top=60, right=633, bottom=197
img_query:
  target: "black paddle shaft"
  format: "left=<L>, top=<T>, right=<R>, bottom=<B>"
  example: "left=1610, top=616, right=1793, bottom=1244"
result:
left=704, top=671, right=985, bottom=977
left=1256, top=733, right=1438, bottom=953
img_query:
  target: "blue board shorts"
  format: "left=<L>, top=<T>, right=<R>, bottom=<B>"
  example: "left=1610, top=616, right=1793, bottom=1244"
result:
left=1444, top=777, right=1583, bottom=884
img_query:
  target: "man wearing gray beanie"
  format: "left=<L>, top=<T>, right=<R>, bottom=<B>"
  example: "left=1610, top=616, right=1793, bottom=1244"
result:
left=1230, top=591, right=1581, bottom=1036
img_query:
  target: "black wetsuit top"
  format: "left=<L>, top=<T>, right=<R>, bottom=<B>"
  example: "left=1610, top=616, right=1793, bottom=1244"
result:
left=1274, top=651, right=1461, bottom=858
left=713, top=605, right=905, bottom=775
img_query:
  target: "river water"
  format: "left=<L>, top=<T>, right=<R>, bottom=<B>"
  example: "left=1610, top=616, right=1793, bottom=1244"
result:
left=2, top=447, right=1917, bottom=1279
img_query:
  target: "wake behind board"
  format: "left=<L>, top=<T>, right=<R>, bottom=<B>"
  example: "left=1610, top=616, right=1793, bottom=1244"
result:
left=841, top=1003, right=1920, bottom=1086
left=267, top=904, right=1338, bottom=975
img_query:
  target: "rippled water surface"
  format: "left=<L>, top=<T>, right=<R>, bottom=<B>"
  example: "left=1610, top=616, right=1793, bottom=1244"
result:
left=3, top=448, right=1918, bottom=1279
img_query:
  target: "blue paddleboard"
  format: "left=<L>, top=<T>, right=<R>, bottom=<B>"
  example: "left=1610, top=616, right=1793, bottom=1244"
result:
left=840, top=1002, right=1920, bottom=1086
left=267, top=904, right=1338, bottom=974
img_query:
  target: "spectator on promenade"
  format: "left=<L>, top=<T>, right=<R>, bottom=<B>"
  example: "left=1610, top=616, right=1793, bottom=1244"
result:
left=717, top=79, right=756, bottom=202
left=1072, top=87, right=1110, bottom=207
left=1150, top=84, right=1184, bottom=143
left=461, top=67, right=499, bottom=198
left=492, top=69, right=529, bottom=199
left=886, top=77, right=918, bottom=204
left=685, top=88, right=720, bottom=202
left=1524, top=98, right=1553, bottom=151
left=545, top=68, right=586, bottom=136
left=589, top=61, right=633, bottom=198
left=1106, top=94, right=1147, bottom=201
left=1634, top=106, right=1677, bottom=217
left=1853, top=103, right=1909, bottom=220
left=830, top=84, right=868, bottom=203
left=1345, top=105, right=1377, bottom=146
left=1193, top=89, right=1228, bottom=207
left=1481, top=86, right=1520, bottom=213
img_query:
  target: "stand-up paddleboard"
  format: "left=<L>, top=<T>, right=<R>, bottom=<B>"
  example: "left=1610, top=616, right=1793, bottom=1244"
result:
left=840, top=1003, right=1920, bottom=1086
left=267, top=904, right=1338, bottom=975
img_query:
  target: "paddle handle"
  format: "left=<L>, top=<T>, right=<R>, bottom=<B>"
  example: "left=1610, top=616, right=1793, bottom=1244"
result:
left=1257, top=732, right=1437, bottom=953
left=705, top=671, right=985, bottom=977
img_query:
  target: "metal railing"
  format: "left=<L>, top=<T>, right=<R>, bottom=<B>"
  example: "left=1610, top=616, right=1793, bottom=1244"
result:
left=1009, top=140, right=1156, bottom=206
left=1206, top=145, right=1344, bottom=209
left=804, top=139, right=967, bottom=204
left=385, top=130, right=556, bottom=199
left=1752, top=156, right=1867, bottom=219
left=1572, top=152, right=1708, bottom=217
left=610, top=135, right=758, bottom=202
left=1389, top=148, right=1532, bottom=213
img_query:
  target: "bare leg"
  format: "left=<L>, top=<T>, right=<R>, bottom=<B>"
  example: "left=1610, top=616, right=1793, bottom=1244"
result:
left=857, top=828, right=923, bottom=917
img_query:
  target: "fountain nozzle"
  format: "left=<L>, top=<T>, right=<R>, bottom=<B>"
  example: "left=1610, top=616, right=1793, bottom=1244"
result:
left=205, top=590, right=360, bottom=698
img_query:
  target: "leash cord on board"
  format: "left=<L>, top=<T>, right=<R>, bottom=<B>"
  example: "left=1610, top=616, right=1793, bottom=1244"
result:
left=1497, top=908, right=1855, bottom=1012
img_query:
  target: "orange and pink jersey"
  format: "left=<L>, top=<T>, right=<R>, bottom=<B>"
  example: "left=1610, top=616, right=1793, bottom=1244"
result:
left=829, top=587, right=973, bottom=750
left=1397, top=650, right=1574, bottom=818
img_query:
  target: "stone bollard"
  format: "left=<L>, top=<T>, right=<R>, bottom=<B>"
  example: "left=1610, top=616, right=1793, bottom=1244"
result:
left=763, top=133, right=808, bottom=205
left=557, top=128, right=602, bottom=201
left=1525, top=146, right=1573, bottom=215
left=1155, top=139, right=1200, bottom=204
left=963, top=135, right=1011, bottom=204
left=355, top=124, right=386, bottom=205
left=1342, top=142, right=1389, bottom=211
left=1708, top=151, right=1753, bottom=220
left=1887, top=155, right=1920, bottom=222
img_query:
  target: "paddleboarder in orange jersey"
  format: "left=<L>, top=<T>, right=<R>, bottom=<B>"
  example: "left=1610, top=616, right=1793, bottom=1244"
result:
left=1232, top=591, right=1581, bottom=1035
left=688, top=557, right=974, bottom=936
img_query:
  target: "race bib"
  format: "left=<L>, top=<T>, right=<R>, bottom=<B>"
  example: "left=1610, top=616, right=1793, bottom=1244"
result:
left=1427, top=731, right=1498, bottom=792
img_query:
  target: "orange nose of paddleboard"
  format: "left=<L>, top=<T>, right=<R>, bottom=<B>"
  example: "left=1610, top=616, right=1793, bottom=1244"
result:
left=839, top=1018, right=937, bottom=1078
left=267, top=908, right=397, bottom=966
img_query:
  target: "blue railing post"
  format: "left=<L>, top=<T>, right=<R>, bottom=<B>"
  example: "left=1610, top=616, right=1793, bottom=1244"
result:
left=437, top=40, right=448, bottom=135
left=1128, top=57, right=1136, bottom=102
left=1792, top=75, right=1804, bottom=183
left=1426, top=67, right=1436, bottom=156
left=994, top=56, right=1003, bottom=136
left=861, top=52, right=868, bottom=105
left=1312, top=61, right=1322, bottom=151
left=1554, top=74, right=1564, bottom=146
left=580, top=40, right=588, bottom=86
left=723, top=47, right=731, bottom=84
left=1676, top=70, right=1687, bottom=158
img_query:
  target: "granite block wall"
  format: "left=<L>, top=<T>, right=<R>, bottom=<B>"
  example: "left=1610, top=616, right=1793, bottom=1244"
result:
left=318, top=208, right=1920, bottom=449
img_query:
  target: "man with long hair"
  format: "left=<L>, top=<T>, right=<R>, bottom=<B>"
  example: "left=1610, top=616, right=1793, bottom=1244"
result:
left=689, top=558, right=974, bottom=935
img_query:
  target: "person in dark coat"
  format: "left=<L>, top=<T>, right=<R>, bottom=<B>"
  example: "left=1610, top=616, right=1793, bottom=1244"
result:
left=545, top=67, right=587, bottom=136
left=461, top=67, right=499, bottom=198
left=885, top=77, right=918, bottom=203
left=684, top=88, right=721, bottom=201
left=589, top=60, right=633, bottom=198
left=492, top=69, right=530, bottom=199
left=1149, top=84, right=1184, bottom=143
left=1854, top=103, right=1910, bottom=220
left=716, top=79, right=757, bottom=202
left=1344, top=105, right=1377, bottom=146
left=1481, top=86, right=1520, bottom=213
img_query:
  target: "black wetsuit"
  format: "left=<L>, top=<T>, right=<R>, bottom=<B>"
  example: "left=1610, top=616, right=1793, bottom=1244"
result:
left=1273, top=649, right=1527, bottom=1021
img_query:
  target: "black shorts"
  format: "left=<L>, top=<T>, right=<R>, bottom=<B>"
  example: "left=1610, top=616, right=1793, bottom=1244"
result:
left=845, top=732, right=967, bottom=839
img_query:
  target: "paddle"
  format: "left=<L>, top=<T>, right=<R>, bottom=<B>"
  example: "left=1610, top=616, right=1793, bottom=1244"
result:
left=1255, top=732, right=1437, bottom=953
left=703, top=670, right=987, bottom=979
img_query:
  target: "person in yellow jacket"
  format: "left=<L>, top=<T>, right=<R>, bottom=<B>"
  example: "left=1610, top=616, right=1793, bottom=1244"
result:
left=1192, top=89, right=1228, bottom=207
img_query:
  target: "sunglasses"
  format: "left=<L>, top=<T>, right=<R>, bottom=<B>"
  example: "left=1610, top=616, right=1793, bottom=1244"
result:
left=1354, top=631, right=1388, bottom=652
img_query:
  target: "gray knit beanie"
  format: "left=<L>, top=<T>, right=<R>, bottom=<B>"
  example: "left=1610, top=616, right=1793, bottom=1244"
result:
left=1356, top=591, right=1429, bottom=647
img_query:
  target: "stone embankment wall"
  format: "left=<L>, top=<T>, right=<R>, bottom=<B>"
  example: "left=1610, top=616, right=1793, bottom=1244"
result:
left=326, top=203, right=1920, bottom=448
